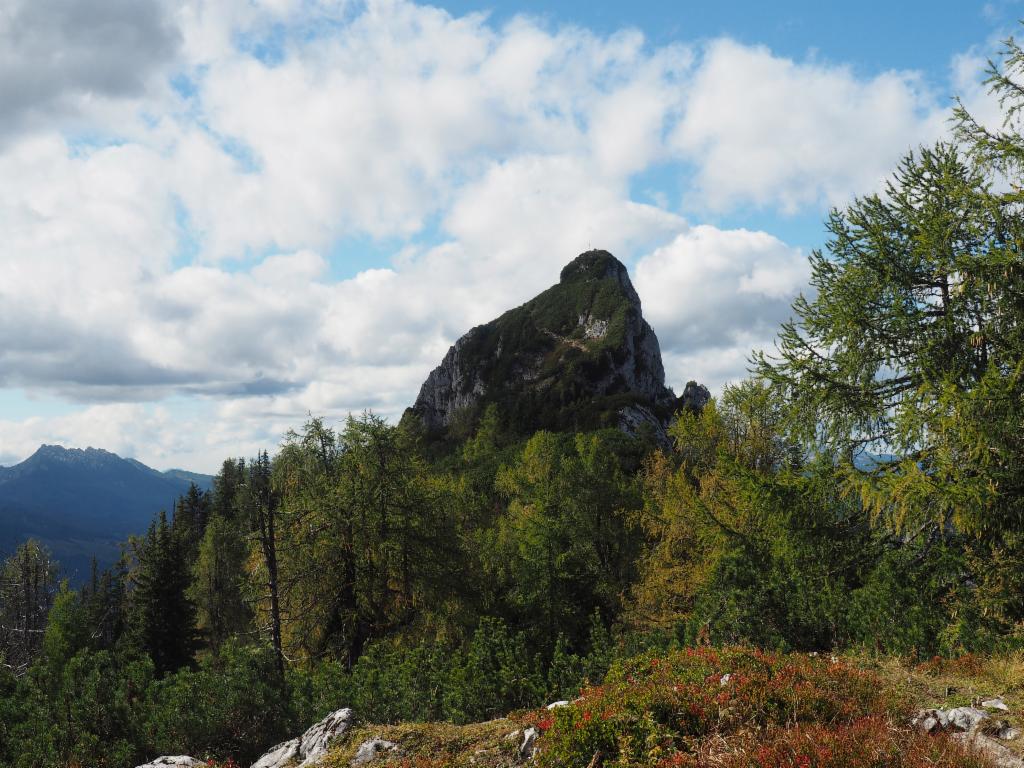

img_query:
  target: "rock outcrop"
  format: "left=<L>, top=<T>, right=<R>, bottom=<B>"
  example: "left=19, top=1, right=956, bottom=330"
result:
left=251, top=708, right=355, bottom=768
left=913, top=703, right=1024, bottom=767
left=350, top=738, right=400, bottom=765
left=406, top=250, right=702, bottom=440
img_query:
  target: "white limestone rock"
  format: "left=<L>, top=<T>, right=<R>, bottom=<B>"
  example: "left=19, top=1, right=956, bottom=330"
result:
left=251, top=707, right=355, bottom=768
left=947, top=706, right=989, bottom=732
left=135, top=758, right=203, bottom=768
left=350, top=739, right=399, bottom=766
left=520, top=726, right=539, bottom=759
left=983, top=698, right=1011, bottom=712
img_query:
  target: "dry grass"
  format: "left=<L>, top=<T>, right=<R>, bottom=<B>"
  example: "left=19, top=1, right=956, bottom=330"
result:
left=320, top=717, right=529, bottom=767
left=849, top=650, right=1024, bottom=757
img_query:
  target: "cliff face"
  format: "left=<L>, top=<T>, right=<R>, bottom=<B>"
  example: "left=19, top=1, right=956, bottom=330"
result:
left=407, top=250, right=705, bottom=440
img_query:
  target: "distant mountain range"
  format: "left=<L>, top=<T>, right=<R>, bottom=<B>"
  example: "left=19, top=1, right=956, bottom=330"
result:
left=0, top=445, right=213, bottom=582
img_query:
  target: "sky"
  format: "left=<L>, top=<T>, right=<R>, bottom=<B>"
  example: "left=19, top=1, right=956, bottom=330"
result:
left=0, top=0, right=1014, bottom=472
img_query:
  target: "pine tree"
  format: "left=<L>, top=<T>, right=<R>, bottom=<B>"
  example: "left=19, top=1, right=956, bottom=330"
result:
left=172, top=483, right=212, bottom=563
left=0, top=540, right=58, bottom=674
left=129, top=511, right=197, bottom=675
left=80, top=556, right=128, bottom=651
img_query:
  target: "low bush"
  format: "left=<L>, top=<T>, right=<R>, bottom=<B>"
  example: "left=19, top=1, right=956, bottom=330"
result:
left=533, top=647, right=969, bottom=768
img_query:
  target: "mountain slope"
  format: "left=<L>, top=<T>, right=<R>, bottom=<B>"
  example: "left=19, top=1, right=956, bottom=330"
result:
left=406, top=249, right=707, bottom=441
left=0, top=445, right=213, bottom=580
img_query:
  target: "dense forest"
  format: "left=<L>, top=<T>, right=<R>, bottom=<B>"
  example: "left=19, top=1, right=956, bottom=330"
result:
left=5, top=32, right=1024, bottom=768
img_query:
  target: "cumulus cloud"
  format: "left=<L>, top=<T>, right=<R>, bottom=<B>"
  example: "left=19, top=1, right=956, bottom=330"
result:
left=634, top=226, right=808, bottom=391
left=166, top=3, right=690, bottom=259
left=0, top=0, right=991, bottom=470
left=0, top=0, right=181, bottom=143
left=671, top=38, right=946, bottom=212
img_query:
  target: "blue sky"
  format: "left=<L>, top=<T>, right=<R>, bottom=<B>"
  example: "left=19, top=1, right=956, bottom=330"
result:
left=443, top=0, right=1009, bottom=72
left=0, top=0, right=1012, bottom=471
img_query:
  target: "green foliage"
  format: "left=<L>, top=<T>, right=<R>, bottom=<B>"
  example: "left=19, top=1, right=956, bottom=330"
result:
left=274, top=414, right=465, bottom=666
left=493, top=430, right=642, bottom=652
left=189, top=513, right=251, bottom=653
left=128, top=511, right=198, bottom=676
left=846, top=543, right=961, bottom=656
left=443, top=617, right=546, bottom=723
left=9, top=649, right=154, bottom=768
left=144, top=641, right=296, bottom=764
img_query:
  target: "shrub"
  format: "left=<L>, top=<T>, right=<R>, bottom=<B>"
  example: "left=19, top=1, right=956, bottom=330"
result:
left=708, top=716, right=992, bottom=768
left=443, top=618, right=546, bottom=723
left=536, top=647, right=906, bottom=768
left=144, top=642, right=295, bottom=763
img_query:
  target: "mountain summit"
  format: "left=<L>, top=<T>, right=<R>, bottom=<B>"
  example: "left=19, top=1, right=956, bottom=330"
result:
left=407, top=250, right=707, bottom=441
left=0, top=445, right=213, bottom=580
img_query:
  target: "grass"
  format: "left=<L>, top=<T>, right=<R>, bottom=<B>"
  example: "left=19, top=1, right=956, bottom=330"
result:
left=853, top=651, right=1024, bottom=757
left=320, top=717, right=529, bottom=767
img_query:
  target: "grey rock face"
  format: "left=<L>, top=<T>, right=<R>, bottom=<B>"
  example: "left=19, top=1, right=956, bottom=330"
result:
left=680, top=381, right=711, bottom=412
left=350, top=738, right=399, bottom=766
left=410, top=328, right=488, bottom=431
left=251, top=707, right=355, bottom=768
left=135, top=758, right=203, bottom=768
left=617, top=403, right=670, bottom=444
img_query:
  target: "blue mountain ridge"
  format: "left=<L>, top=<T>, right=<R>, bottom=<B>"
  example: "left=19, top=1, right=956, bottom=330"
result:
left=0, top=445, right=213, bottom=582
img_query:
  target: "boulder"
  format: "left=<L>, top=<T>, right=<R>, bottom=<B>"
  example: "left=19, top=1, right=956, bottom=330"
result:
left=954, top=730, right=1024, bottom=768
left=350, top=739, right=399, bottom=766
left=983, top=698, right=1011, bottom=712
left=546, top=700, right=570, bottom=710
left=251, top=708, right=355, bottom=768
left=520, top=727, right=539, bottom=759
left=135, top=758, right=203, bottom=768
left=914, top=706, right=990, bottom=734
left=947, top=706, right=989, bottom=732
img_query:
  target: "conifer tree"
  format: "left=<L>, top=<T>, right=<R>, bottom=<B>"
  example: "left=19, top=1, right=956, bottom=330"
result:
left=189, top=514, right=251, bottom=654
left=171, top=483, right=211, bottom=564
left=129, top=511, right=197, bottom=675
left=0, top=540, right=57, bottom=674
left=243, top=451, right=285, bottom=677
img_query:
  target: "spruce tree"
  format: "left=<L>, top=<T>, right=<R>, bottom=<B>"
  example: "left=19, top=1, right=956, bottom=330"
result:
left=129, top=511, right=197, bottom=675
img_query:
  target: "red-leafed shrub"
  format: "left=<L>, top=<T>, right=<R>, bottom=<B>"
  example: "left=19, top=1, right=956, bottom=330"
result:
left=535, top=647, right=985, bottom=768
left=915, top=653, right=987, bottom=678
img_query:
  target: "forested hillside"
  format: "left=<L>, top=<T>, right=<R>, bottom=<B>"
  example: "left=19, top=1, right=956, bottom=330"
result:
left=4, top=31, right=1024, bottom=768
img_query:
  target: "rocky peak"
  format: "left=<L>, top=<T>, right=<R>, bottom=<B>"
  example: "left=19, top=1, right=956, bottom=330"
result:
left=559, top=249, right=641, bottom=302
left=406, top=250, right=704, bottom=442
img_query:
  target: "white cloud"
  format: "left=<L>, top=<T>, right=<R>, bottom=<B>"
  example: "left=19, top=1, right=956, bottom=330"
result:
left=671, top=38, right=946, bottom=212
left=0, top=0, right=180, bottom=143
left=635, top=226, right=808, bottom=391
left=0, top=0, right=996, bottom=471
